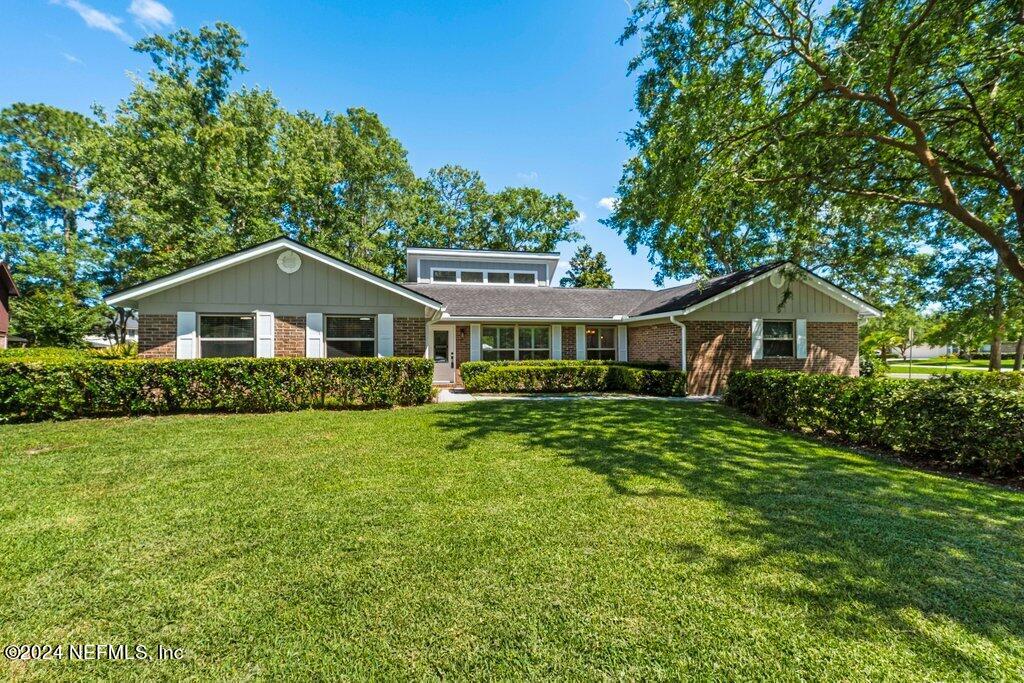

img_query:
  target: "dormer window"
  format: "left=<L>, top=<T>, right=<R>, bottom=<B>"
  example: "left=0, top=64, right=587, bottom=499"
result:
left=433, top=270, right=457, bottom=283
left=487, top=272, right=510, bottom=284
left=461, top=271, right=484, bottom=283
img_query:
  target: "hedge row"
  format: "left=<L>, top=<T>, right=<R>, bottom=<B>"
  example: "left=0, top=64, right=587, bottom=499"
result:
left=0, top=357, right=434, bottom=423
left=460, top=360, right=687, bottom=396
left=724, top=370, right=1024, bottom=474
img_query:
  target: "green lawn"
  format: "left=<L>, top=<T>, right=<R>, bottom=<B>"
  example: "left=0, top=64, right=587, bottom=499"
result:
left=2, top=401, right=1023, bottom=679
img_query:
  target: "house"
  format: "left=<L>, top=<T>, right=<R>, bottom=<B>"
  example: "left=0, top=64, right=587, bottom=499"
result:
left=105, top=238, right=881, bottom=394
left=0, top=262, right=19, bottom=350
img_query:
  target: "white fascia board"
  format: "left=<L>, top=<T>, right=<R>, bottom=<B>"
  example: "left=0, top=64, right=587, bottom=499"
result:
left=407, top=247, right=560, bottom=261
left=441, top=315, right=625, bottom=323
left=625, top=310, right=686, bottom=323
left=107, top=239, right=444, bottom=310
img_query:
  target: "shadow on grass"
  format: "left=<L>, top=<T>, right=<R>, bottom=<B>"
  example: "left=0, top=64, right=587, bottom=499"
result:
left=435, top=399, right=1024, bottom=675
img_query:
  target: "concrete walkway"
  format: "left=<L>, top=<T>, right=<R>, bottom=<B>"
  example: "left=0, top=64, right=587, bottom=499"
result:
left=435, top=388, right=718, bottom=403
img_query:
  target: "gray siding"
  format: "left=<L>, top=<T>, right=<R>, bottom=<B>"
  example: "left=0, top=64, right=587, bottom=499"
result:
left=139, top=251, right=427, bottom=317
left=684, top=276, right=859, bottom=322
left=417, top=258, right=548, bottom=285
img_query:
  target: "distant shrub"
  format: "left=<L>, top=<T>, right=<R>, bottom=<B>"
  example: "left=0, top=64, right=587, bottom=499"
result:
left=725, top=370, right=1024, bottom=475
left=460, top=360, right=686, bottom=397
left=0, top=357, right=433, bottom=423
left=858, top=355, right=887, bottom=377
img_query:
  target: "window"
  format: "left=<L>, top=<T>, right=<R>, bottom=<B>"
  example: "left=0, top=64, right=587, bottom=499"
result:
left=518, top=326, right=550, bottom=360
left=481, top=326, right=516, bottom=360
left=460, top=271, right=484, bottom=283
left=433, top=270, right=457, bottom=283
left=199, top=315, right=255, bottom=358
left=513, top=272, right=537, bottom=285
left=487, top=272, right=510, bottom=284
left=326, top=316, right=375, bottom=358
left=585, top=326, right=616, bottom=361
left=763, top=320, right=794, bottom=358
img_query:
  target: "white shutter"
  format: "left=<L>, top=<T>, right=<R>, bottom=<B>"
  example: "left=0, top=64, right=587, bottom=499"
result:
left=751, top=318, right=763, bottom=360
left=305, top=313, right=324, bottom=358
left=377, top=313, right=394, bottom=357
left=255, top=311, right=275, bottom=358
left=576, top=324, right=586, bottom=360
left=551, top=324, right=562, bottom=360
left=176, top=311, right=196, bottom=359
left=796, top=318, right=808, bottom=359
left=470, top=324, right=481, bottom=361
left=616, top=325, right=628, bottom=362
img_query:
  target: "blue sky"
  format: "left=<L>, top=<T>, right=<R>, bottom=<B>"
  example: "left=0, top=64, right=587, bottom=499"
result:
left=3, top=0, right=681, bottom=288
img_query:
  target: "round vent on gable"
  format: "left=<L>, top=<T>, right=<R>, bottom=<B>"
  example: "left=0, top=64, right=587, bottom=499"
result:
left=277, top=250, right=302, bottom=274
left=769, top=270, right=785, bottom=288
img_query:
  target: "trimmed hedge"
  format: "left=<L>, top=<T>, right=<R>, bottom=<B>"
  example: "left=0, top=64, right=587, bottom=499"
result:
left=0, top=357, right=434, bottom=423
left=724, top=370, right=1024, bottom=475
left=460, top=360, right=687, bottom=397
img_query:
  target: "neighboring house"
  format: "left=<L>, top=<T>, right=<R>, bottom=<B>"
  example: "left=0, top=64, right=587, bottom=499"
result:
left=84, top=314, right=139, bottom=348
left=0, top=262, right=19, bottom=350
left=105, top=238, right=881, bottom=394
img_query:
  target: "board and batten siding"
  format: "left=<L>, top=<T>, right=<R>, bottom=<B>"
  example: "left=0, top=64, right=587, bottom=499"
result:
left=684, top=276, right=859, bottom=322
left=138, top=251, right=427, bottom=317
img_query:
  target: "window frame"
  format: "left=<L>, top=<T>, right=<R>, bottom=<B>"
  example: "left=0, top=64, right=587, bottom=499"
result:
left=584, top=325, right=617, bottom=361
left=324, top=314, right=377, bottom=358
left=516, top=325, right=551, bottom=360
left=481, top=325, right=517, bottom=361
left=197, top=313, right=256, bottom=359
left=429, top=267, right=541, bottom=286
left=762, top=319, right=795, bottom=358
left=480, top=324, right=552, bottom=361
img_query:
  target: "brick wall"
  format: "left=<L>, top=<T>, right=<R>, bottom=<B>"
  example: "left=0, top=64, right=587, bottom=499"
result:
left=686, top=320, right=858, bottom=395
left=455, top=325, right=470, bottom=367
left=395, top=317, right=426, bottom=356
left=138, top=314, right=177, bottom=358
left=561, top=325, right=577, bottom=360
left=628, top=323, right=682, bottom=369
left=275, top=316, right=305, bottom=357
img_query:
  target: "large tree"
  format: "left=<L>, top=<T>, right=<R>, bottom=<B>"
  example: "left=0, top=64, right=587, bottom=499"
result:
left=0, top=103, right=107, bottom=345
left=560, top=245, right=614, bottom=288
left=612, top=0, right=1024, bottom=286
left=409, top=165, right=581, bottom=265
left=95, top=23, right=284, bottom=286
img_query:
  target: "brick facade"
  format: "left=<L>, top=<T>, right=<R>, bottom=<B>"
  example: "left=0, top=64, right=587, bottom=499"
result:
left=685, top=320, right=858, bottom=395
left=560, top=325, right=576, bottom=360
left=395, top=317, right=426, bottom=357
left=275, top=316, right=305, bottom=357
left=138, top=314, right=177, bottom=358
left=628, top=323, right=682, bottom=369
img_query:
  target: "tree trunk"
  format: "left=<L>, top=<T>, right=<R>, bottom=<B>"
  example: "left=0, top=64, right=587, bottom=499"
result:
left=1015, top=336, right=1023, bottom=372
left=989, top=263, right=1005, bottom=372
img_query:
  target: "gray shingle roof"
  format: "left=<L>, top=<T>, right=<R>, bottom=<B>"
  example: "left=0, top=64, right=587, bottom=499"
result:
left=406, top=260, right=791, bottom=319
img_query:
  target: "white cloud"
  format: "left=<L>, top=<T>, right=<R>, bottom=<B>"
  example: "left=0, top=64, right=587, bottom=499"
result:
left=516, top=171, right=539, bottom=182
left=129, top=0, right=173, bottom=30
left=574, top=211, right=587, bottom=224
left=51, top=0, right=132, bottom=43
left=597, top=196, right=619, bottom=211
left=61, top=51, right=84, bottom=64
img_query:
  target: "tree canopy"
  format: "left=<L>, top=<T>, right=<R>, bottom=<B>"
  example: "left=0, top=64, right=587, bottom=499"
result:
left=0, top=23, right=580, bottom=344
left=610, top=0, right=1024, bottom=288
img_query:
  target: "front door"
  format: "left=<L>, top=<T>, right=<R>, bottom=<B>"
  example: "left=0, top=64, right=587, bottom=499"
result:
left=432, top=326, right=456, bottom=384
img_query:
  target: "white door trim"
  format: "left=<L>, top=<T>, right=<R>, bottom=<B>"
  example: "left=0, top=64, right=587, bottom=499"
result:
left=430, top=324, right=457, bottom=384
